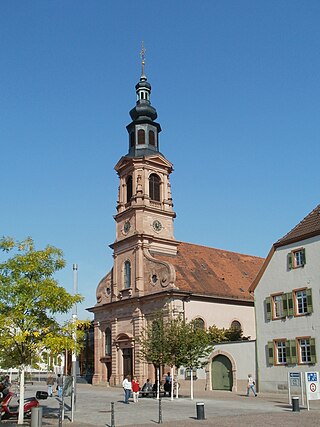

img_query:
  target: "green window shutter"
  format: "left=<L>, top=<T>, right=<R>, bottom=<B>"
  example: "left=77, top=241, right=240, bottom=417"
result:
left=288, top=253, right=293, bottom=270
left=282, top=294, right=288, bottom=317
left=268, top=341, right=274, bottom=366
left=287, top=292, right=294, bottom=316
left=289, top=340, right=297, bottom=364
left=306, top=288, right=313, bottom=314
left=301, top=248, right=306, bottom=266
left=310, top=338, right=317, bottom=364
left=266, top=297, right=271, bottom=321
left=285, top=340, right=291, bottom=364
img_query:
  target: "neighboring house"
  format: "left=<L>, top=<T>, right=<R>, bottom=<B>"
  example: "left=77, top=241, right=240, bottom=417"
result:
left=250, top=204, right=320, bottom=393
left=88, top=60, right=264, bottom=391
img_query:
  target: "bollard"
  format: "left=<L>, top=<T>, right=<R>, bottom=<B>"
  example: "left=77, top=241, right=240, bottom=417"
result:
left=31, top=406, right=43, bottom=427
left=292, top=396, right=300, bottom=412
left=158, top=397, right=163, bottom=424
left=58, top=402, right=63, bottom=427
left=196, top=402, right=205, bottom=420
left=111, top=401, right=115, bottom=427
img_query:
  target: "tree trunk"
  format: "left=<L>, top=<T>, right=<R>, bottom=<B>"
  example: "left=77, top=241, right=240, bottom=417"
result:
left=17, top=368, right=25, bottom=425
left=156, top=367, right=160, bottom=400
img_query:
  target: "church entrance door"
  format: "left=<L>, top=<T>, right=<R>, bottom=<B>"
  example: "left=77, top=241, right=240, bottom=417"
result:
left=211, top=355, right=233, bottom=391
left=123, top=348, right=133, bottom=378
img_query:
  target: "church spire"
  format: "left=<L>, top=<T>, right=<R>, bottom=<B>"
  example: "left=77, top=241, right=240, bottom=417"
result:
left=126, top=44, right=162, bottom=157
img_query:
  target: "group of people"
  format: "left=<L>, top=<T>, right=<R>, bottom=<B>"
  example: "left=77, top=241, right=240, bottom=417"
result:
left=122, top=372, right=173, bottom=404
left=46, top=373, right=64, bottom=398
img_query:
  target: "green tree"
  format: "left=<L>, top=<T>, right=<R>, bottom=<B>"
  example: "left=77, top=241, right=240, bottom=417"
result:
left=0, top=236, right=83, bottom=424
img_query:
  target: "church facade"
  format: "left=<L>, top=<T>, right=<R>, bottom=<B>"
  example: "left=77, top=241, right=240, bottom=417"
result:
left=88, top=60, right=264, bottom=390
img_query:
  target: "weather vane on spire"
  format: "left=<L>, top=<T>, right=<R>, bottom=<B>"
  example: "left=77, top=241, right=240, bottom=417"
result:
left=140, top=41, right=146, bottom=76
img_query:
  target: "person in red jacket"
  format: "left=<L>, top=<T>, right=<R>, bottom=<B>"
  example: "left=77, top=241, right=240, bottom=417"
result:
left=132, top=376, right=140, bottom=403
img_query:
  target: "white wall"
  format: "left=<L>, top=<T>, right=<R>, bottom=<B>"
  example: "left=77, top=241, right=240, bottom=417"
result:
left=255, top=235, right=320, bottom=392
left=184, top=299, right=256, bottom=339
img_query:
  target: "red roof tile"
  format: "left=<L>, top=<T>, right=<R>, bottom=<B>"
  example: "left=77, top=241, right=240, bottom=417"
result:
left=154, top=242, right=264, bottom=301
left=275, top=204, right=320, bottom=247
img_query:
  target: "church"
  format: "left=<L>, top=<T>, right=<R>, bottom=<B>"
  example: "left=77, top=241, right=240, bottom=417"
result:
left=88, top=54, right=264, bottom=391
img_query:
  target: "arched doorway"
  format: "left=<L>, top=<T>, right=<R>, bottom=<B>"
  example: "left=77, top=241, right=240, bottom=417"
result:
left=211, top=355, right=233, bottom=391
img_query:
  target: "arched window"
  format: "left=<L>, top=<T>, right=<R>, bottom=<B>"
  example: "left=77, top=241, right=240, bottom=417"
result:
left=138, top=129, right=145, bottom=145
left=105, top=327, right=112, bottom=356
left=193, top=317, right=205, bottom=330
left=124, top=261, right=131, bottom=289
left=130, top=132, right=135, bottom=147
left=231, top=320, right=241, bottom=331
left=126, top=176, right=132, bottom=203
left=149, top=174, right=160, bottom=201
left=149, top=130, right=155, bottom=146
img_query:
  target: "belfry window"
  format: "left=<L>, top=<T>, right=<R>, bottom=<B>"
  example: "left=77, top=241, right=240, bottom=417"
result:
left=124, top=261, right=131, bottom=289
left=149, top=130, right=155, bottom=146
left=130, top=132, right=135, bottom=147
left=149, top=174, right=160, bottom=201
left=126, top=176, right=133, bottom=203
left=138, top=129, right=145, bottom=145
left=105, top=327, right=112, bottom=356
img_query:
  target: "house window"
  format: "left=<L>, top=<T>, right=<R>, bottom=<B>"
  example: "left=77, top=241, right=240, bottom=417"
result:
left=105, top=327, right=112, bottom=356
left=149, top=174, right=160, bottom=201
left=126, top=176, right=133, bottom=203
left=293, top=288, right=313, bottom=316
left=272, top=294, right=285, bottom=319
left=288, top=248, right=306, bottom=269
left=138, top=129, right=145, bottom=145
left=295, top=289, right=307, bottom=314
left=124, top=261, right=131, bottom=289
left=298, top=338, right=314, bottom=363
left=275, top=340, right=287, bottom=364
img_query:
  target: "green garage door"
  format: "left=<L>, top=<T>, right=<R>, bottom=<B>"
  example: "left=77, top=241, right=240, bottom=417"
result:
left=211, top=355, right=233, bottom=391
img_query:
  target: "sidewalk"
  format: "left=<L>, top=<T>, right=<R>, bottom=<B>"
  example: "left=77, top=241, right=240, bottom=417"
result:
left=1, top=383, right=320, bottom=426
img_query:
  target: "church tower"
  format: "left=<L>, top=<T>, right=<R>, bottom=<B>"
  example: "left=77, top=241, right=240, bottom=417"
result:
left=110, top=46, right=178, bottom=300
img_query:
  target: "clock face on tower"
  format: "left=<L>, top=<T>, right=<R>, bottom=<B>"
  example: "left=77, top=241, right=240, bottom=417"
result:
left=123, top=221, right=131, bottom=234
left=152, top=220, right=162, bottom=232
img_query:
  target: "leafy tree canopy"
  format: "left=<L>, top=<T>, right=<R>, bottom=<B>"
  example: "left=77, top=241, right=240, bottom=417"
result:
left=0, top=236, right=84, bottom=368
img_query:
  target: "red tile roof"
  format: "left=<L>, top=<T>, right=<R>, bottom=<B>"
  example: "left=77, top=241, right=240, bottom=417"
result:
left=275, top=204, right=320, bottom=248
left=154, top=242, right=264, bottom=301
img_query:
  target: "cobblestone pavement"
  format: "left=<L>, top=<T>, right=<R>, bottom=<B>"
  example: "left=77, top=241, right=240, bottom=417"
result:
left=1, top=383, right=319, bottom=426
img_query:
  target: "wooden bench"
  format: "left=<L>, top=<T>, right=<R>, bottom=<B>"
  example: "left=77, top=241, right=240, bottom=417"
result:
left=139, top=389, right=167, bottom=398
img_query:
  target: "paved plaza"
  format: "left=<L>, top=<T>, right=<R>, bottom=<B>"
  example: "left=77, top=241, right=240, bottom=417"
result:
left=1, top=383, right=320, bottom=426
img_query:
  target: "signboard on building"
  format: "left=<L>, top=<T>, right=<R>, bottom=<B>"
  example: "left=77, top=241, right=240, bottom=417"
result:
left=289, top=372, right=301, bottom=387
left=305, top=372, right=320, bottom=401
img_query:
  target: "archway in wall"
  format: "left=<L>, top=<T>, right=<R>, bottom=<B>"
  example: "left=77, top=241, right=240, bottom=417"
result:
left=211, top=355, right=233, bottom=391
left=115, top=333, right=133, bottom=379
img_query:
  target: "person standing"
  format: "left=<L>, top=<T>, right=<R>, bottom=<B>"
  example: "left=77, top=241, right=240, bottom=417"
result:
left=132, top=376, right=140, bottom=403
left=56, top=374, right=63, bottom=398
left=122, top=375, right=132, bottom=404
left=164, top=372, right=172, bottom=397
left=247, top=374, right=257, bottom=397
left=46, top=373, right=55, bottom=397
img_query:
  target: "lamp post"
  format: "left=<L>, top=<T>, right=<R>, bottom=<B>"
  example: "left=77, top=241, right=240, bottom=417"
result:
left=71, top=263, right=78, bottom=421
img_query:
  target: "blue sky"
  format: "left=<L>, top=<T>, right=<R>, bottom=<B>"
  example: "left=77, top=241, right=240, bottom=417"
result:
left=1, top=1, right=320, bottom=319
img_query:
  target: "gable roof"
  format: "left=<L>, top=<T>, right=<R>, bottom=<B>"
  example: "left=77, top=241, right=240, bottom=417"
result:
left=154, top=242, right=264, bottom=301
left=249, top=204, right=320, bottom=292
left=274, top=204, right=320, bottom=248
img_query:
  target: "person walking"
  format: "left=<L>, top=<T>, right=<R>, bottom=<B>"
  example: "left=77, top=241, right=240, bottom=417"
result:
left=122, top=375, right=132, bottom=404
left=247, top=374, right=257, bottom=397
left=46, top=373, right=55, bottom=397
left=132, top=376, right=140, bottom=403
left=56, top=374, right=63, bottom=398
